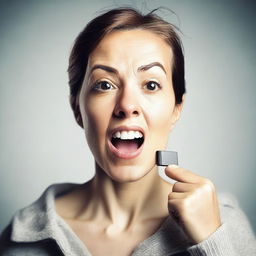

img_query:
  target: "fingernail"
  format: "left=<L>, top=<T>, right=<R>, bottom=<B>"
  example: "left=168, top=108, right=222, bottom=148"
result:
left=169, top=164, right=179, bottom=169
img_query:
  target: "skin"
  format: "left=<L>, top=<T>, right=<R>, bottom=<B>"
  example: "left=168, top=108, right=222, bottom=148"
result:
left=79, top=30, right=179, bottom=183
left=56, top=29, right=221, bottom=255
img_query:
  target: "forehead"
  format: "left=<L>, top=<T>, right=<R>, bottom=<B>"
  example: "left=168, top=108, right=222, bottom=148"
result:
left=88, top=29, right=173, bottom=73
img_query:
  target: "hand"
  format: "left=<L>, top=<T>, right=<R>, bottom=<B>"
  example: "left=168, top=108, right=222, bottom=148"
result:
left=165, top=165, right=221, bottom=244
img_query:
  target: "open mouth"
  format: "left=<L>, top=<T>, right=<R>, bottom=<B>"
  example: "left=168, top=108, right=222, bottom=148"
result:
left=109, top=130, right=144, bottom=159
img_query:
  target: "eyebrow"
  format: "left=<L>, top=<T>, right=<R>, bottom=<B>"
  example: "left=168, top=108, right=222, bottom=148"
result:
left=89, top=61, right=166, bottom=75
left=90, top=64, right=117, bottom=74
left=137, top=62, right=166, bottom=74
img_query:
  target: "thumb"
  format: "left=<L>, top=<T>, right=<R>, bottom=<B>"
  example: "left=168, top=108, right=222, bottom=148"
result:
left=165, top=165, right=200, bottom=184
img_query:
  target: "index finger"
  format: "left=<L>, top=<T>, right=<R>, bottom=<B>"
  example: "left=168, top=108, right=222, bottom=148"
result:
left=165, top=165, right=205, bottom=184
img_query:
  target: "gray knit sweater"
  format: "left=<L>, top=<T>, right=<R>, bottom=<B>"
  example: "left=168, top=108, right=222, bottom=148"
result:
left=0, top=183, right=255, bottom=256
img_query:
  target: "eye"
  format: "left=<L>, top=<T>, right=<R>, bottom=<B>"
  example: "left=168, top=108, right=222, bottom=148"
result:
left=93, top=81, right=113, bottom=91
left=92, top=81, right=116, bottom=91
left=144, top=81, right=161, bottom=91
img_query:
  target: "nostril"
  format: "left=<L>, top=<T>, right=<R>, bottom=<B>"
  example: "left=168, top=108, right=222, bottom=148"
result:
left=113, top=110, right=139, bottom=119
left=133, top=110, right=139, bottom=115
left=113, top=110, right=125, bottom=119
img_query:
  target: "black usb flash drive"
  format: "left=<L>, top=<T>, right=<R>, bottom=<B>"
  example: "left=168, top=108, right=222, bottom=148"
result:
left=156, top=151, right=178, bottom=166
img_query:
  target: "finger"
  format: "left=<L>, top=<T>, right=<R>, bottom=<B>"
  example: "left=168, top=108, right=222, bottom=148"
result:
left=168, top=192, right=189, bottom=200
left=172, top=182, right=198, bottom=193
left=167, top=199, right=183, bottom=224
left=165, top=165, right=204, bottom=184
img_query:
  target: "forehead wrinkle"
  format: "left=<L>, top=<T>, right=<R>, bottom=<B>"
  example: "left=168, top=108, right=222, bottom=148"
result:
left=87, top=35, right=173, bottom=79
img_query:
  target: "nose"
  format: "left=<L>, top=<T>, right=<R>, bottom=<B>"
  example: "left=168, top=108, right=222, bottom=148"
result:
left=113, top=86, right=140, bottom=119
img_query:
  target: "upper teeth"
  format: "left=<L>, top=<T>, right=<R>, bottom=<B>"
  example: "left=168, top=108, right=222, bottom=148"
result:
left=112, top=130, right=143, bottom=140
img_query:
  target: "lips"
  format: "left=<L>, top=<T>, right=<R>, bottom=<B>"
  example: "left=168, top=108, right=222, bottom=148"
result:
left=108, top=126, right=145, bottom=159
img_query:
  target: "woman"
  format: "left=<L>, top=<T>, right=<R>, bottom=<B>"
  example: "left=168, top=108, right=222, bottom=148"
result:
left=0, top=7, right=255, bottom=256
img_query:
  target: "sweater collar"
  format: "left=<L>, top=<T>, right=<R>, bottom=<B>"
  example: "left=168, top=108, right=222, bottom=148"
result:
left=10, top=182, right=191, bottom=255
left=10, top=183, right=91, bottom=255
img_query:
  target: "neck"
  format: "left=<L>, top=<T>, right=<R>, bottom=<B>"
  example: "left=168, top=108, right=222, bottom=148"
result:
left=84, top=162, right=172, bottom=230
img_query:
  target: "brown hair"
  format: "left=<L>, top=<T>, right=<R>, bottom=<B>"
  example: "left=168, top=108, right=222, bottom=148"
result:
left=68, top=7, right=186, bottom=125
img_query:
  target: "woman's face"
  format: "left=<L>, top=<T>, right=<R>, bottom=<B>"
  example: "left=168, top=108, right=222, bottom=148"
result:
left=78, top=29, right=182, bottom=183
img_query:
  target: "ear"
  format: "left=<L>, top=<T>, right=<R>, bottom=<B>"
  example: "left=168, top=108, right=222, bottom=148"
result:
left=69, top=95, right=84, bottom=128
left=169, top=94, right=185, bottom=131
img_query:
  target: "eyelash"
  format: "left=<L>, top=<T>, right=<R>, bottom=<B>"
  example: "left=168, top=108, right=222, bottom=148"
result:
left=91, top=80, right=116, bottom=92
left=143, top=81, right=162, bottom=91
left=91, top=80, right=162, bottom=92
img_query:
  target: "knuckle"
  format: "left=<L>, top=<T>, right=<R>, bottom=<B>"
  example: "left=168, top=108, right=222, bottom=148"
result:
left=172, top=182, right=179, bottom=191
left=168, top=193, right=175, bottom=200
left=201, top=179, right=215, bottom=193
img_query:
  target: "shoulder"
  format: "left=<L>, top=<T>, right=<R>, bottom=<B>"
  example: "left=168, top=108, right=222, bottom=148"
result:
left=218, top=192, right=256, bottom=248
left=218, top=192, right=239, bottom=216
left=0, top=223, right=63, bottom=256
left=0, top=183, right=80, bottom=255
left=217, top=192, right=250, bottom=221
left=217, top=192, right=253, bottom=227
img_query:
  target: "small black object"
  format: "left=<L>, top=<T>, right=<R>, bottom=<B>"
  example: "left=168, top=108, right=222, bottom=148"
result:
left=156, top=151, right=178, bottom=166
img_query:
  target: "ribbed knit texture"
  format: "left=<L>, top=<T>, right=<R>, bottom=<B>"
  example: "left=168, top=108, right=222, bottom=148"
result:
left=0, top=183, right=255, bottom=255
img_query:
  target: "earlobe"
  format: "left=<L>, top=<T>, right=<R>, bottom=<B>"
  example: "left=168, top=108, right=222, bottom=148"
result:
left=69, top=95, right=84, bottom=128
left=75, top=113, right=84, bottom=128
left=169, top=95, right=185, bottom=131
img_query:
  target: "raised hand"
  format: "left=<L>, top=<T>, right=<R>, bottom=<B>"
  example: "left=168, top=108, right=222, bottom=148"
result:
left=165, top=165, right=221, bottom=244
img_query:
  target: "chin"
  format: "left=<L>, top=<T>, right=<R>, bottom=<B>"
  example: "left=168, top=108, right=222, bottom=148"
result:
left=105, top=162, right=156, bottom=183
left=108, top=170, right=149, bottom=183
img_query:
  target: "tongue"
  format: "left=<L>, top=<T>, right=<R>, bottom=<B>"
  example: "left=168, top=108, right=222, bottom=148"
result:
left=114, top=140, right=138, bottom=153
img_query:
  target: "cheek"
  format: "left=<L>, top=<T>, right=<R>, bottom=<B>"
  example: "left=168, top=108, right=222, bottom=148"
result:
left=82, top=96, right=113, bottom=143
left=143, top=94, right=175, bottom=132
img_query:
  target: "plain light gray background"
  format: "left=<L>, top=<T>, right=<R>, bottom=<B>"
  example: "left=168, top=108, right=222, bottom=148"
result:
left=0, top=0, right=255, bottom=234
